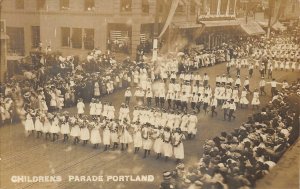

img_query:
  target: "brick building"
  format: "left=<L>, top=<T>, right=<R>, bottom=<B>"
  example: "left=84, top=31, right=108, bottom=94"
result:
left=1, top=0, right=201, bottom=59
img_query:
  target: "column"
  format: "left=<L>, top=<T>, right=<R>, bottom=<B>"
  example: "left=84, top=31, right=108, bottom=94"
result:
left=217, top=0, right=221, bottom=15
left=233, top=0, right=237, bottom=15
left=226, top=0, right=230, bottom=15
left=131, top=23, right=141, bottom=58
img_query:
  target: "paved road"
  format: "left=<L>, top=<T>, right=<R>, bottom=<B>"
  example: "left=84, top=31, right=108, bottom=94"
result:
left=0, top=63, right=299, bottom=189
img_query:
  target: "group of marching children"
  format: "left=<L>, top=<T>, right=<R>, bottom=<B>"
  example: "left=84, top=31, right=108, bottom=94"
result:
left=23, top=98, right=191, bottom=163
left=126, top=69, right=262, bottom=121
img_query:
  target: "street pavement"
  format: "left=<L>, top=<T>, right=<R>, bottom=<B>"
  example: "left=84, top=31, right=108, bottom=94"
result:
left=0, top=63, right=299, bottom=189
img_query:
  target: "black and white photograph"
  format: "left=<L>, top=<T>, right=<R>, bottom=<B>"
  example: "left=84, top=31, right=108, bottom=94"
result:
left=0, top=0, right=299, bottom=189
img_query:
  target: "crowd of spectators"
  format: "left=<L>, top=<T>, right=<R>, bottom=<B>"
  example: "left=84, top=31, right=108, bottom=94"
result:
left=160, top=79, right=299, bottom=189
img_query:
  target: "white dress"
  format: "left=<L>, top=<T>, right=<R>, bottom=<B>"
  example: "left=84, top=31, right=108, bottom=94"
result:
left=50, top=120, right=60, bottom=133
left=142, top=128, right=152, bottom=150
left=90, top=127, right=102, bottom=144
left=173, top=133, right=185, bottom=159
left=133, top=126, right=143, bottom=148
left=89, top=103, right=97, bottom=115
left=77, top=102, right=85, bottom=114
left=153, top=130, right=163, bottom=154
left=94, top=82, right=100, bottom=96
left=187, top=115, right=197, bottom=135
left=251, top=92, right=260, bottom=105
left=80, top=127, right=90, bottom=140
left=240, top=91, right=249, bottom=105
left=24, top=114, right=34, bottom=131
left=95, top=103, right=102, bottom=116
left=70, top=125, right=80, bottom=137
left=163, top=131, right=173, bottom=157
left=34, top=118, right=43, bottom=131
left=60, top=122, right=70, bottom=134
left=43, top=119, right=51, bottom=133
left=102, top=126, right=111, bottom=145
left=119, top=125, right=133, bottom=144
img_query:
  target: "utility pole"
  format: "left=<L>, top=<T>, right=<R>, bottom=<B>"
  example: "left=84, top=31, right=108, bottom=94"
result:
left=152, top=0, right=160, bottom=61
left=267, top=0, right=273, bottom=39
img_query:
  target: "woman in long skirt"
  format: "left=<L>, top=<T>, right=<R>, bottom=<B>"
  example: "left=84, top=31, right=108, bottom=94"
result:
left=94, top=81, right=101, bottom=98
left=90, top=123, right=101, bottom=148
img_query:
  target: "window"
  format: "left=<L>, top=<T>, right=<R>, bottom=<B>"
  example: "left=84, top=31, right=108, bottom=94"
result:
left=0, top=20, right=5, bottom=33
left=84, top=29, right=94, bottom=50
left=61, top=27, right=71, bottom=47
left=176, top=5, right=184, bottom=12
left=121, top=0, right=132, bottom=12
left=37, top=0, right=46, bottom=10
left=190, top=1, right=196, bottom=15
left=60, top=0, right=69, bottom=10
left=31, top=26, right=40, bottom=48
left=210, top=0, right=218, bottom=14
left=220, top=0, right=228, bottom=14
left=7, top=27, right=25, bottom=55
left=16, top=0, right=24, bottom=9
left=142, top=0, right=149, bottom=14
left=85, top=0, right=95, bottom=11
left=72, top=28, right=82, bottom=49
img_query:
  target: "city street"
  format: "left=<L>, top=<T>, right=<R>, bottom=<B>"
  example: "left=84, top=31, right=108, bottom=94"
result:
left=1, top=63, right=299, bottom=189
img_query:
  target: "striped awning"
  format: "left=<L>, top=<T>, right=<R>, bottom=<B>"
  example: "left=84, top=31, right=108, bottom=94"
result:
left=240, top=21, right=265, bottom=35
left=199, top=20, right=240, bottom=27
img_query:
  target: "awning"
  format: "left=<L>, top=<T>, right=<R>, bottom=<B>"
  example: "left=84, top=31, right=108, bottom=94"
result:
left=200, top=20, right=240, bottom=27
left=0, top=32, right=9, bottom=40
left=240, top=21, right=265, bottom=35
left=172, top=22, right=204, bottom=29
left=272, top=21, right=287, bottom=31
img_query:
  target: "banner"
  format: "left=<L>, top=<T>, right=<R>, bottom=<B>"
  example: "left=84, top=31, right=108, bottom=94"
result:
left=158, top=0, right=180, bottom=39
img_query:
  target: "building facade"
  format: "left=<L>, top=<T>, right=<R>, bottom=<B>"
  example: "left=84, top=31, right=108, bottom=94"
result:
left=1, top=0, right=201, bottom=59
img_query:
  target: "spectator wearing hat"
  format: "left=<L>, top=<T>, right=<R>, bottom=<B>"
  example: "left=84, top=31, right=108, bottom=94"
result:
left=159, top=171, right=174, bottom=189
left=124, top=87, right=132, bottom=105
